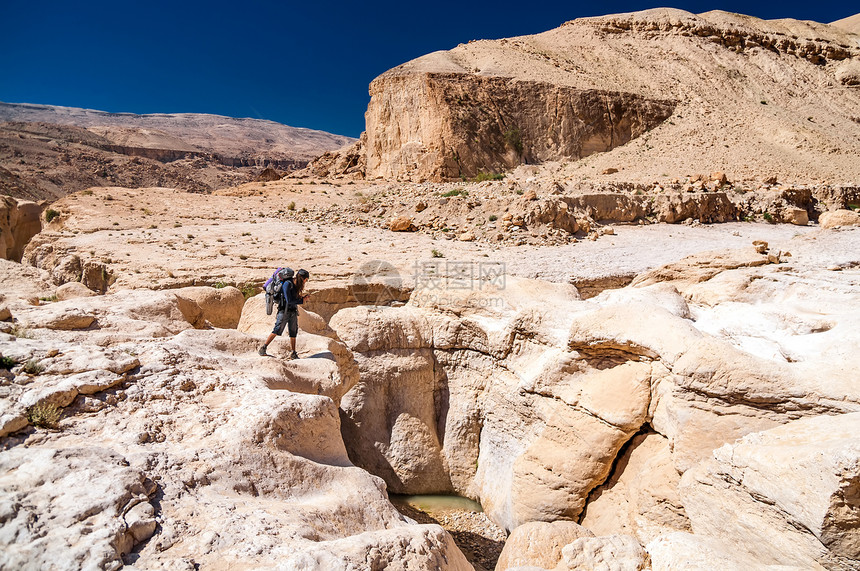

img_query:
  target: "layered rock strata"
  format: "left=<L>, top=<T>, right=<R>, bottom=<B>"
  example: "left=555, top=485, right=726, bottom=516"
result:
left=365, top=73, right=674, bottom=181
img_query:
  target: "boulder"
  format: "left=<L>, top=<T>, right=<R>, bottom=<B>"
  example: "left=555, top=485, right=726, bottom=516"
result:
left=679, top=413, right=860, bottom=569
left=175, top=285, right=245, bottom=328
left=389, top=216, right=416, bottom=232
left=38, top=307, right=97, bottom=330
left=559, top=535, right=649, bottom=571
left=784, top=207, right=809, bottom=226
left=820, top=209, right=860, bottom=229
left=56, top=281, right=98, bottom=301
left=496, top=521, right=594, bottom=570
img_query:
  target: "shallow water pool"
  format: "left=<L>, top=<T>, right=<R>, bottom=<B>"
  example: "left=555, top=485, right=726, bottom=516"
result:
left=389, top=493, right=483, bottom=513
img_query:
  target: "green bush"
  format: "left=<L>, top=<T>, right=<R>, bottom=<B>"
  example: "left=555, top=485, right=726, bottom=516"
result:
left=288, top=201, right=296, bottom=211
left=442, top=188, right=468, bottom=198
left=23, top=360, right=44, bottom=375
left=763, top=212, right=774, bottom=223
left=45, top=209, right=60, bottom=222
left=240, top=284, right=257, bottom=299
left=504, top=128, right=523, bottom=154
left=27, top=402, right=60, bottom=429
left=0, top=356, right=16, bottom=369
left=488, top=215, right=498, bottom=222
left=431, top=249, right=444, bottom=258
left=472, top=172, right=505, bottom=182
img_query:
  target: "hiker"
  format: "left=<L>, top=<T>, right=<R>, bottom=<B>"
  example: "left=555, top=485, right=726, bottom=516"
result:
left=259, top=268, right=310, bottom=359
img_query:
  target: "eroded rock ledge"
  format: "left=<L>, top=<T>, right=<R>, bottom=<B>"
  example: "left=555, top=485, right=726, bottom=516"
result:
left=365, top=73, right=675, bottom=181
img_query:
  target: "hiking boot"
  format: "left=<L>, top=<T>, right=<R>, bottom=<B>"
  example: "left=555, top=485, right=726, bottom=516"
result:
left=258, top=345, right=268, bottom=356
left=290, top=351, right=299, bottom=360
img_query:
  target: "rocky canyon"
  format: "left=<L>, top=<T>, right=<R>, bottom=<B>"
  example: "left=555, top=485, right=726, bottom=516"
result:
left=2, top=7, right=860, bottom=571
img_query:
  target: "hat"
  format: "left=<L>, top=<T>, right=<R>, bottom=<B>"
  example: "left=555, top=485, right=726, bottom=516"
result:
left=297, top=268, right=309, bottom=278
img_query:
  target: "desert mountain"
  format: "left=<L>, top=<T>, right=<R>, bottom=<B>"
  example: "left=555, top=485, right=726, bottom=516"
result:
left=348, top=9, right=860, bottom=183
left=831, top=12, right=860, bottom=35
left=0, top=102, right=355, bottom=200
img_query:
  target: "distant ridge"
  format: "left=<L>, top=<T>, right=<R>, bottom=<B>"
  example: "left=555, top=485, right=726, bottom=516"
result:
left=830, top=13, right=860, bottom=36
left=0, top=101, right=356, bottom=161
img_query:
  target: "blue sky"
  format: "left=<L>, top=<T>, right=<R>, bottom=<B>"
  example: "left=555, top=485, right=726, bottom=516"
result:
left=1, top=1, right=854, bottom=137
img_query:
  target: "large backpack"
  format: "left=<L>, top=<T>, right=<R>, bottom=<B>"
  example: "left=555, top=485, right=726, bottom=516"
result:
left=264, top=267, right=294, bottom=315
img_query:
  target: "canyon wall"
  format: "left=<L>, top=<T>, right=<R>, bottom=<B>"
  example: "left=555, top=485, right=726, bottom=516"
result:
left=0, top=194, right=41, bottom=261
left=365, top=73, right=674, bottom=181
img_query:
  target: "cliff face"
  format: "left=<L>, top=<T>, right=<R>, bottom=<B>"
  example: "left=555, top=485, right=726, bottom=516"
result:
left=361, top=8, right=860, bottom=183
left=0, top=194, right=41, bottom=261
left=365, top=74, right=674, bottom=181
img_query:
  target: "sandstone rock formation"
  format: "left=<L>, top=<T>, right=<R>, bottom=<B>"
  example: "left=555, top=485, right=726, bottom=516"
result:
left=359, top=9, right=860, bottom=183
left=0, top=194, right=41, bottom=261
left=820, top=208, right=860, bottom=228
left=0, top=264, right=473, bottom=570
left=365, top=72, right=674, bottom=181
left=496, top=521, right=594, bottom=569
left=680, top=413, right=860, bottom=569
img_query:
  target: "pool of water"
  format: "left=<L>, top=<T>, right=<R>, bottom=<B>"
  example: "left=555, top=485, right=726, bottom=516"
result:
left=389, top=493, right=484, bottom=513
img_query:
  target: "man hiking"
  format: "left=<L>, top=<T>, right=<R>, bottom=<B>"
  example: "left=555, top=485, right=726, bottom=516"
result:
left=259, top=268, right=310, bottom=359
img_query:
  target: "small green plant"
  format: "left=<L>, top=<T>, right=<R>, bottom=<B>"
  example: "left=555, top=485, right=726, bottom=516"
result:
left=488, top=215, right=498, bottom=222
left=431, top=249, right=444, bottom=258
left=22, top=359, right=44, bottom=375
left=9, top=325, right=33, bottom=339
left=516, top=188, right=524, bottom=195
left=442, top=188, right=468, bottom=198
left=847, top=203, right=860, bottom=211
left=763, top=212, right=774, bottom=223
left=0, top=356, right=16, bottom=369
left=240, top=284, right=257, bottom=299
left=81, top=189, right=94, bottom=196
left=27, top=402, right=61, bottom=429
left=288, top=201, right=296, bottom=211
left=38, top=295, right=58, bottom=302
left=472, top=172, right=505, bottom=182
left=504, top=127, right=523, bottom=154
left=213, top=281, right=227, bottom=289
left=45, top=209, right=60, bottom=222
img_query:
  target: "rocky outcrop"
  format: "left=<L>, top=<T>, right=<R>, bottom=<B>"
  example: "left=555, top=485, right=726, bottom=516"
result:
left=679, top=413, right=860, bottom=569
left=0, top=194, right=41, bottom=261
left=0, top=266, right=472, bottom=569
left=820, top=208, right=860, bottom=228
left=365, top=73, right=674, bottom=181
left=496, top=521, right=594, bottom=569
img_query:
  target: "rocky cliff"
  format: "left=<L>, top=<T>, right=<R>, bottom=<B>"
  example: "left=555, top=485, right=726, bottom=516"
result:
left=0, top=195, right=41, bottom=261
left=360, top=9, right=860, bottom=183
left=365, top=73, right=674, bottom=181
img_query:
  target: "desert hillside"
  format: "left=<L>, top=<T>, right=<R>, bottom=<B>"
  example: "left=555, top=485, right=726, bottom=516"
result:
left=351, top=9, right=860, bottom=183
left=0, top=102, right=356, bottom=200
left=831, top=12, right=860, bottom=35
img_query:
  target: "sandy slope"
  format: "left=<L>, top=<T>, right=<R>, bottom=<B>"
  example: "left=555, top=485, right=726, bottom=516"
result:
left=376, top=9, right=860, bottom=185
